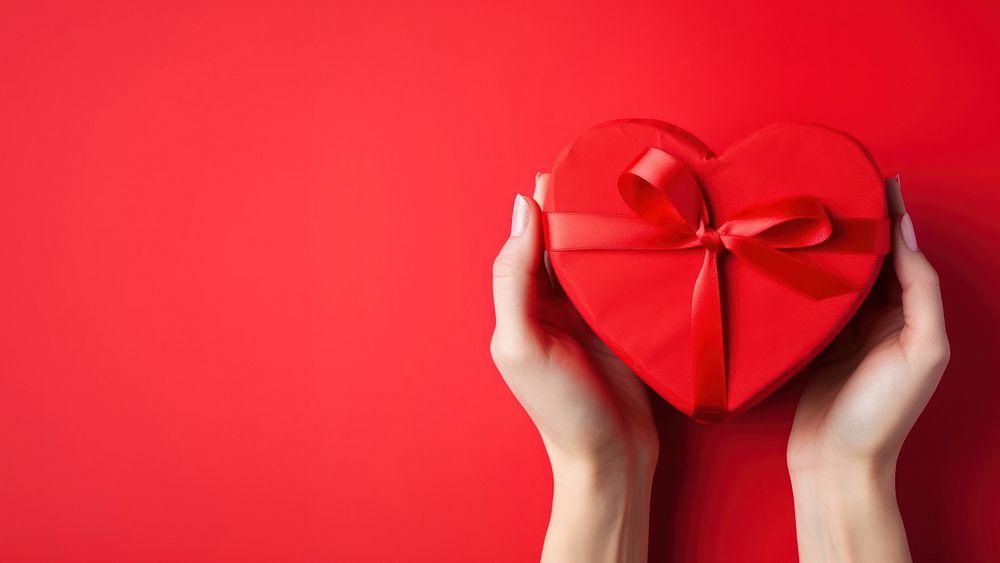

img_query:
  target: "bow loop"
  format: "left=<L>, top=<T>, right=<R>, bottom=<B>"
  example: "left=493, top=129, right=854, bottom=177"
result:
left=619, top=147, right=705, bottom=235
left=720, top=196, right=833, bottom=248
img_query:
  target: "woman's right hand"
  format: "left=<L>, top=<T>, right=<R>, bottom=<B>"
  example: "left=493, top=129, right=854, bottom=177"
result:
left=491, top=173, right=658, bottom=563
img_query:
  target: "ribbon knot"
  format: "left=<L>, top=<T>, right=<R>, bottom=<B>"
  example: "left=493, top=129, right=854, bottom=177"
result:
left=542, top=146, right=889, bottom=420
left=697, top=227, right=724, bottom=253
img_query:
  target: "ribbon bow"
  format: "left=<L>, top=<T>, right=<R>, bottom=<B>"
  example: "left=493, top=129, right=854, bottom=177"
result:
left=543, top=147, right=889, bottom=420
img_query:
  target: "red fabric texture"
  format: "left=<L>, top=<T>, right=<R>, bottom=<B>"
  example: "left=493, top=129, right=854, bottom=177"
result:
left=543, top=120, right=889, bottom=420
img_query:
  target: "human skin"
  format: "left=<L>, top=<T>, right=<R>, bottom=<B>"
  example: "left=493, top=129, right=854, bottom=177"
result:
left=490, top=173, right=947, bottom=563
left=786, top=176, right=949, bottom=563
left=491, top=173, right=658, bottom=563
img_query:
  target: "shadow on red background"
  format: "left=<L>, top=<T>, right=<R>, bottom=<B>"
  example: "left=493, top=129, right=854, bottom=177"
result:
left=1, top=1, right=998, bottom=561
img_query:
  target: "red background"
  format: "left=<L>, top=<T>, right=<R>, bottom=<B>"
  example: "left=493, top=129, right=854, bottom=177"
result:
left=2, top=1, right=998, bottom=561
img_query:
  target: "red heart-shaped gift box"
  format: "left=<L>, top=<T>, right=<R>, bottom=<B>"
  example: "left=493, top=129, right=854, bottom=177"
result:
left=542, top=120, right=889, bottom=421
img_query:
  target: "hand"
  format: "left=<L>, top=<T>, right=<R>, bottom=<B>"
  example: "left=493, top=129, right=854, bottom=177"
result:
left=490, top=173, right=658, bottom=563
left=787, top=176, right=950, bottom=563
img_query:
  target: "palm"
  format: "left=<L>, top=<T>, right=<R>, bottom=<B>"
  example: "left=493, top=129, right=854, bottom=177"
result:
left=789, top=257, right=947, bottom=477
left=522, top=291, right=658, bottom=463
left=788, top=294, right=905, bottom=466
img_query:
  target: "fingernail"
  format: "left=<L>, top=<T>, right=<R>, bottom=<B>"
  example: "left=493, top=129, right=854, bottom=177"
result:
left=900, top=213, right=918, bottom=251
left=535, top=171, right=542, bottom=182
left=885, top=174, right=906, bottom=216
left=511, top=194, right=528, bottom=237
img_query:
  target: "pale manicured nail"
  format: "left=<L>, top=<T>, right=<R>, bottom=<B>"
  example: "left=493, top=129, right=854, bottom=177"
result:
left=885, top=174, right=905, bottom=216
left=900, top=213, right=918, bottom=251
left=511, top=195, right=528, bottom=237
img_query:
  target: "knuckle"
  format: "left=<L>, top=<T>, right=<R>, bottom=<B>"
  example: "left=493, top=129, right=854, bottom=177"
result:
left=489, top=331, right=533, bottom=369
left=914, top=335, right=951, bottom=370
left=933, top=337, right=952, bottom=367
left=923, top=267, right=941, bottom=289
left=492, top=251, right=524, bottom=294
left=492, top=251, right=520, bottom=279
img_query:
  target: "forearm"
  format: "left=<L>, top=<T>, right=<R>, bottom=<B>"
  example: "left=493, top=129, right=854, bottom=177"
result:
left=790, top=461, right=911, bottom=563
left=541, top=454, right=654, bottom=563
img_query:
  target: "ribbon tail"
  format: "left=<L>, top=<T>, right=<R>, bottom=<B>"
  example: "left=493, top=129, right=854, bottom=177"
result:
left=690, top=248, right=727, bottom=420
left=810, top=217, right=891, bottom=254
left=728, top=237, right=860, bottom=300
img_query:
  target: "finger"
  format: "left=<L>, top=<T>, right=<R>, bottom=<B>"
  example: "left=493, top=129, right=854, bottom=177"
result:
left=533, top=172, right=565, bottom=296
left=492, top=192, right=546, bottom=341
left=885, top=176, right=949, bottom=363
left=532, top=171, right=550, bottom=208
left=885, top=174, right=905, bottom=215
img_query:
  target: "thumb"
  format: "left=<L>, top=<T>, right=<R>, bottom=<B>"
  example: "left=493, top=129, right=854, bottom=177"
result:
left=886, top=176, right=950, bottom=366
left=492, top=192, right=545, bottom=343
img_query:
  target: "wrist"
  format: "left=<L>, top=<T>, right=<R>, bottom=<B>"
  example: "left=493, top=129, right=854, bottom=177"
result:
left=542, top=453, right=654, bottom=563
left=544, top=431, right=659, bottom=488
left=550, top=452, right=654, bottom=504
left=789, top=458, right=911, bottom=563
left=789, top=451, right=896, bottom=490
left=789, top=459, right=897, bottom=522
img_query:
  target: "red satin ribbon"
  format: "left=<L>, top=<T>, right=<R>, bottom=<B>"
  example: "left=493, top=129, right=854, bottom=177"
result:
left=543, top=147, right=889, bottom=421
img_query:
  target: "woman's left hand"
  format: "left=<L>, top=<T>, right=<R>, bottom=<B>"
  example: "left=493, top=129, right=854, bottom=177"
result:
left=787, top=176, right=950, bottom=563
